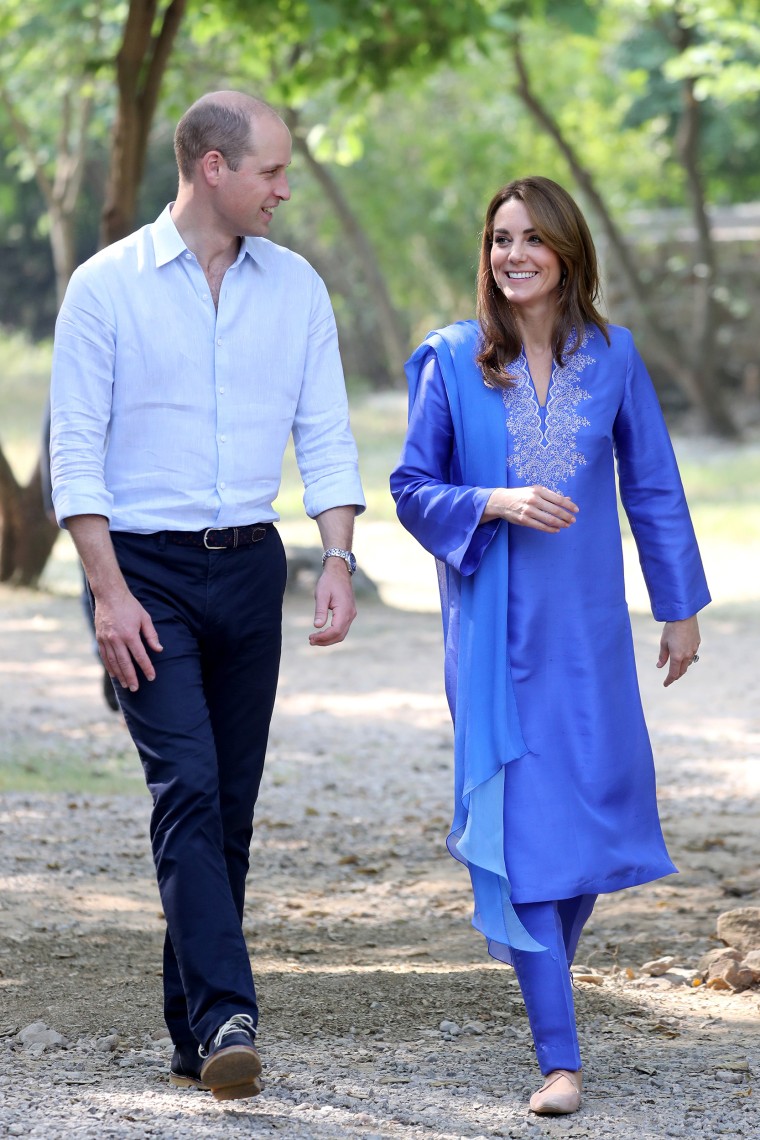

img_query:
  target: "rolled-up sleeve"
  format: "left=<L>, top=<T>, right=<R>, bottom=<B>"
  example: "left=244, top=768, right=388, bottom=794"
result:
left=50, top=267, right=116, bottom=526
left=292, top=275, right=365, bottom=518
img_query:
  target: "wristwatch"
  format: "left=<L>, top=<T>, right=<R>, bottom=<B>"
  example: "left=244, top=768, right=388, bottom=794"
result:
left=321, top=547, right=357, bottom=575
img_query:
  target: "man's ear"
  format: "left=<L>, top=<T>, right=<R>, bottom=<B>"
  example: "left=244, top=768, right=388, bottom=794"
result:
left=200, top=150, right=224, bottom=186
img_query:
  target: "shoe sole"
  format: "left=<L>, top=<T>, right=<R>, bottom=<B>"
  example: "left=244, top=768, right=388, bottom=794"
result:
left=200, top=1045, right=263, bottom=1102
left=529, top=1092, right=581, bottom=1115
left=169, top=1072, right=209, bottom=1091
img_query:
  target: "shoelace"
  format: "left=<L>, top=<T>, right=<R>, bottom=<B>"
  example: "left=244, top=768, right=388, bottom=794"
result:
left=198, top=1013, right=257, bottom=1058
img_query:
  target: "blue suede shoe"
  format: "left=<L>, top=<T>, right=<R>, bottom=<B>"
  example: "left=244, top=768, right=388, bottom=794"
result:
left=169, top=1044, right=209, bottom=1090
left=199, top=1014, right=262, bottom=1101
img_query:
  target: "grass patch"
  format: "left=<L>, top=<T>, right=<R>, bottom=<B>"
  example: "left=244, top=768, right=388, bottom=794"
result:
left=0, top=744, right=148, bottom=795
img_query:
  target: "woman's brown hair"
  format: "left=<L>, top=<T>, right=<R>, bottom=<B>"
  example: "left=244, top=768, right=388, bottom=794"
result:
left=475, top=176, right=609, bottom=388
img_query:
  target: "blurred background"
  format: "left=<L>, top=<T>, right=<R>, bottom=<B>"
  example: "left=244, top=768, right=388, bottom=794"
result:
left=1, top=0, right=759, bottom=606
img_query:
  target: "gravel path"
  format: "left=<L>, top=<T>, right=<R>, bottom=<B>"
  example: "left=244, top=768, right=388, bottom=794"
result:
left=1, top=576, right=759, bottom=1139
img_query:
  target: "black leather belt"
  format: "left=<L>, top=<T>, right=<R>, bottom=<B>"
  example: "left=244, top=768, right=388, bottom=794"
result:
left=165, top=524, right=271, bottom=550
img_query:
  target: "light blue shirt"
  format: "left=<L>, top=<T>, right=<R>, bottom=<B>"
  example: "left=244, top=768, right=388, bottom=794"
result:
left=50, top=205, right=365, bottom=532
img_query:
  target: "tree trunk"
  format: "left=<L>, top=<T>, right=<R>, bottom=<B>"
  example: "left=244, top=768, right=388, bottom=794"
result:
left=0, top=448, right=59, bottom=588
left=672, top=18, right=730, bottom=435
left=0, top=86, right=92, bottom=305
left=283, top=108, right=409, bottom=388
left=99, top=0, right=187, bottom=248
left=511, top=37, right=737, bottom=438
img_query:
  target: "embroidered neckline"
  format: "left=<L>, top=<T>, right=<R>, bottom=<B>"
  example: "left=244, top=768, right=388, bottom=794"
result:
left=501, top=334, right=592, bottom=492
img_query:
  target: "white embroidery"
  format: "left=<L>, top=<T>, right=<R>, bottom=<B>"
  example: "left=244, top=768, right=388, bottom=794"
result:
left=501, top=336, right=592, bottom=491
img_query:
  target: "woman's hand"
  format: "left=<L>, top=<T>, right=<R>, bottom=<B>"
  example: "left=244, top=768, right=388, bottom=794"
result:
left=481, top=485, right=579, bottom=533
left=657, top=615, right=701, bottom=687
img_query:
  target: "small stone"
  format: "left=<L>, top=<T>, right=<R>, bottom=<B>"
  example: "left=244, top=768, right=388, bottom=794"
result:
left=640, top=955, right=676, bottom=976
left=716, top=908, right=760, bottom=954
left=95, top=1034, right=120, bottom=1052
left=740, top=949, right=760, bottom=980
left=665, top=967, right=701, bottom=985
left=439, top=1020, right=461, bottom=1035
left=698, top=947, right=741, bottom=975
left=9, top=1125, right=24, bottom=1137
left=461, top=1020, right=486, bottom=1034
left=628, top=976, right=680, bottom=990
left=17, top=1021, right=67, bottom=1049
left=706, top=958, right=755, bottom=992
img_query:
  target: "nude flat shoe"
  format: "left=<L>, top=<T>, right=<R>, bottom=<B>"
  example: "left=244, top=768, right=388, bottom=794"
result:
left=529, top=1068, right=582, bottom=1115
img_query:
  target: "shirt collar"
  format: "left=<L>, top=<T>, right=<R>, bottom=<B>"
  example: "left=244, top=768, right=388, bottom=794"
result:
left=151, top=204, right=263, bottom=269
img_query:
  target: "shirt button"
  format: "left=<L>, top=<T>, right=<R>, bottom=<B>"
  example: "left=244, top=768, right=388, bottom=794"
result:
left=185, top=252, right=192, bottom=260
left=220, top=481, right=226, bottom=490
left=219, top=386, right=225, bottom=394
left=217, top=338, right=223, bottom=345
left=220, top=434, right=227, bottom=442
left=202, top=294, right=209, bottom=301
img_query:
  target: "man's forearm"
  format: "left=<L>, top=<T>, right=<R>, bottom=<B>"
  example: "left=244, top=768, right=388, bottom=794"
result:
left=314, top=505, right=356, bottom=552
left=66, top=514, right=128, bottom=603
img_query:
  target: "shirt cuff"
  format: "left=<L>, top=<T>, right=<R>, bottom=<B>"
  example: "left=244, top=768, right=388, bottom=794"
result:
left=304, top=474, right=366, bottom=519
left=53, top=484, right=114, bottom=529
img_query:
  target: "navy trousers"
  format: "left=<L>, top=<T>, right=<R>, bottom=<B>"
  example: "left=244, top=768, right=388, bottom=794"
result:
left=110, top=528, right=287, bottom=1050
left=511, top=894, right=597, bottom=1075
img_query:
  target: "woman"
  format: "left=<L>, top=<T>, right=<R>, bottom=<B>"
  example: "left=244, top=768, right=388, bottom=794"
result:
left=390, top=177, right=709, bottom=1116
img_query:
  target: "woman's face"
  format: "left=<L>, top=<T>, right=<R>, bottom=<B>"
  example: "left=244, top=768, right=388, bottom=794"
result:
left=489, top=197, right=563, bottom=314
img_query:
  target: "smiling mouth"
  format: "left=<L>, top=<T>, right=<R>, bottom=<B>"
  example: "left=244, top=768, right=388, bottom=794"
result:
left=507, top=272, right=537, bottom=279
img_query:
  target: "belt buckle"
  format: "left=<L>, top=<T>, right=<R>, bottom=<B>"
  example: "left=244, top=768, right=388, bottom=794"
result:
left=203, top=527, right=231, bottom=550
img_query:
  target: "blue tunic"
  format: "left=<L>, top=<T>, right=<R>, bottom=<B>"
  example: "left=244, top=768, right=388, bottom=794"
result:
left=390, top=320, right=710, bottom=960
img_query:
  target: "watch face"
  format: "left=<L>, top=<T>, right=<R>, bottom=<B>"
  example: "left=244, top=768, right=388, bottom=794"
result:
left=347, top=553, right=357, bottom=574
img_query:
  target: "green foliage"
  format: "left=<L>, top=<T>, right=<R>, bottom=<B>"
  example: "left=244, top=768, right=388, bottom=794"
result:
left=210, top=0, right=496, bottom=102
left=601, top=0, right=760, bottom=199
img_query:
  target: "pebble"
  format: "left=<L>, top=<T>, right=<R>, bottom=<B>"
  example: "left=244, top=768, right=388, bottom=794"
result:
left=17, top=1022, right=67, bottom=1050
left=715, top=907, right=760, bottom=954
left=640, top=955, right=677, bottom=976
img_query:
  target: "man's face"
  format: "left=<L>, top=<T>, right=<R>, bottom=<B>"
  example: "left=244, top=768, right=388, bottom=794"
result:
left=215, top=115, right=292, bottom=237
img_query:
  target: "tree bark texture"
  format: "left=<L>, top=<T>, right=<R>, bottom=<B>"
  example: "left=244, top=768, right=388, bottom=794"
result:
left=511, top=37, right=737, bottom=438
left=0, top=448, right=58, bottom=588
left=284, top=108, right=409, bottom=388
left=99, top=0, right=187, bottom=248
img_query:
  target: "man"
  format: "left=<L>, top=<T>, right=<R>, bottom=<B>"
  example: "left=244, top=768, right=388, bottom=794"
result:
left=50, top=92, right=365, bottom=1102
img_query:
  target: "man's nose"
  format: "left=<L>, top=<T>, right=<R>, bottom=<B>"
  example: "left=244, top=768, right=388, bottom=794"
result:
left=276, top=173, right=291, bottom=201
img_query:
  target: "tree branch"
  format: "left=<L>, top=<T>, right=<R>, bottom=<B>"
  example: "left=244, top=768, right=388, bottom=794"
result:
left=0, top=89, right=56, bottom=209
left=510, top=35, right=736, bottom=436
left=284, top=107, right=408, bottom=386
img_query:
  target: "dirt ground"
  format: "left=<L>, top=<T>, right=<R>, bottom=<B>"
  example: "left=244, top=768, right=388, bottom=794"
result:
left=0, top=535, right=759, bottom=1138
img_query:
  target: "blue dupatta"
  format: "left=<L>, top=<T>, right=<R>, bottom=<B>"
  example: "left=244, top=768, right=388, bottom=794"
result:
left=404, top=321, right=544, bottom=956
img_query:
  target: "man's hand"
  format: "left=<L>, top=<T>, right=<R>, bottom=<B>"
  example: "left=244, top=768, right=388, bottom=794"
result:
left=309, top=558, right=357, bottom=646
left=67, top=513, right=163, bottom=691
left=481, top=485, right=579, bottom=532
left=657, top=616, right=701, bottom=687
left=95, top=584, right=163, bottom=691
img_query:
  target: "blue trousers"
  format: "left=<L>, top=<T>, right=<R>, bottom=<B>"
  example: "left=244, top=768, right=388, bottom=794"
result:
left=110, top=529, right=286, bottom=1050
left=511, top=895, right=597, bottom=1075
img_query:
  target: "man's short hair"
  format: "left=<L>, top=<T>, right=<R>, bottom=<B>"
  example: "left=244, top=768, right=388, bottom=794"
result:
left=174, top=98, right=269, bottom=180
